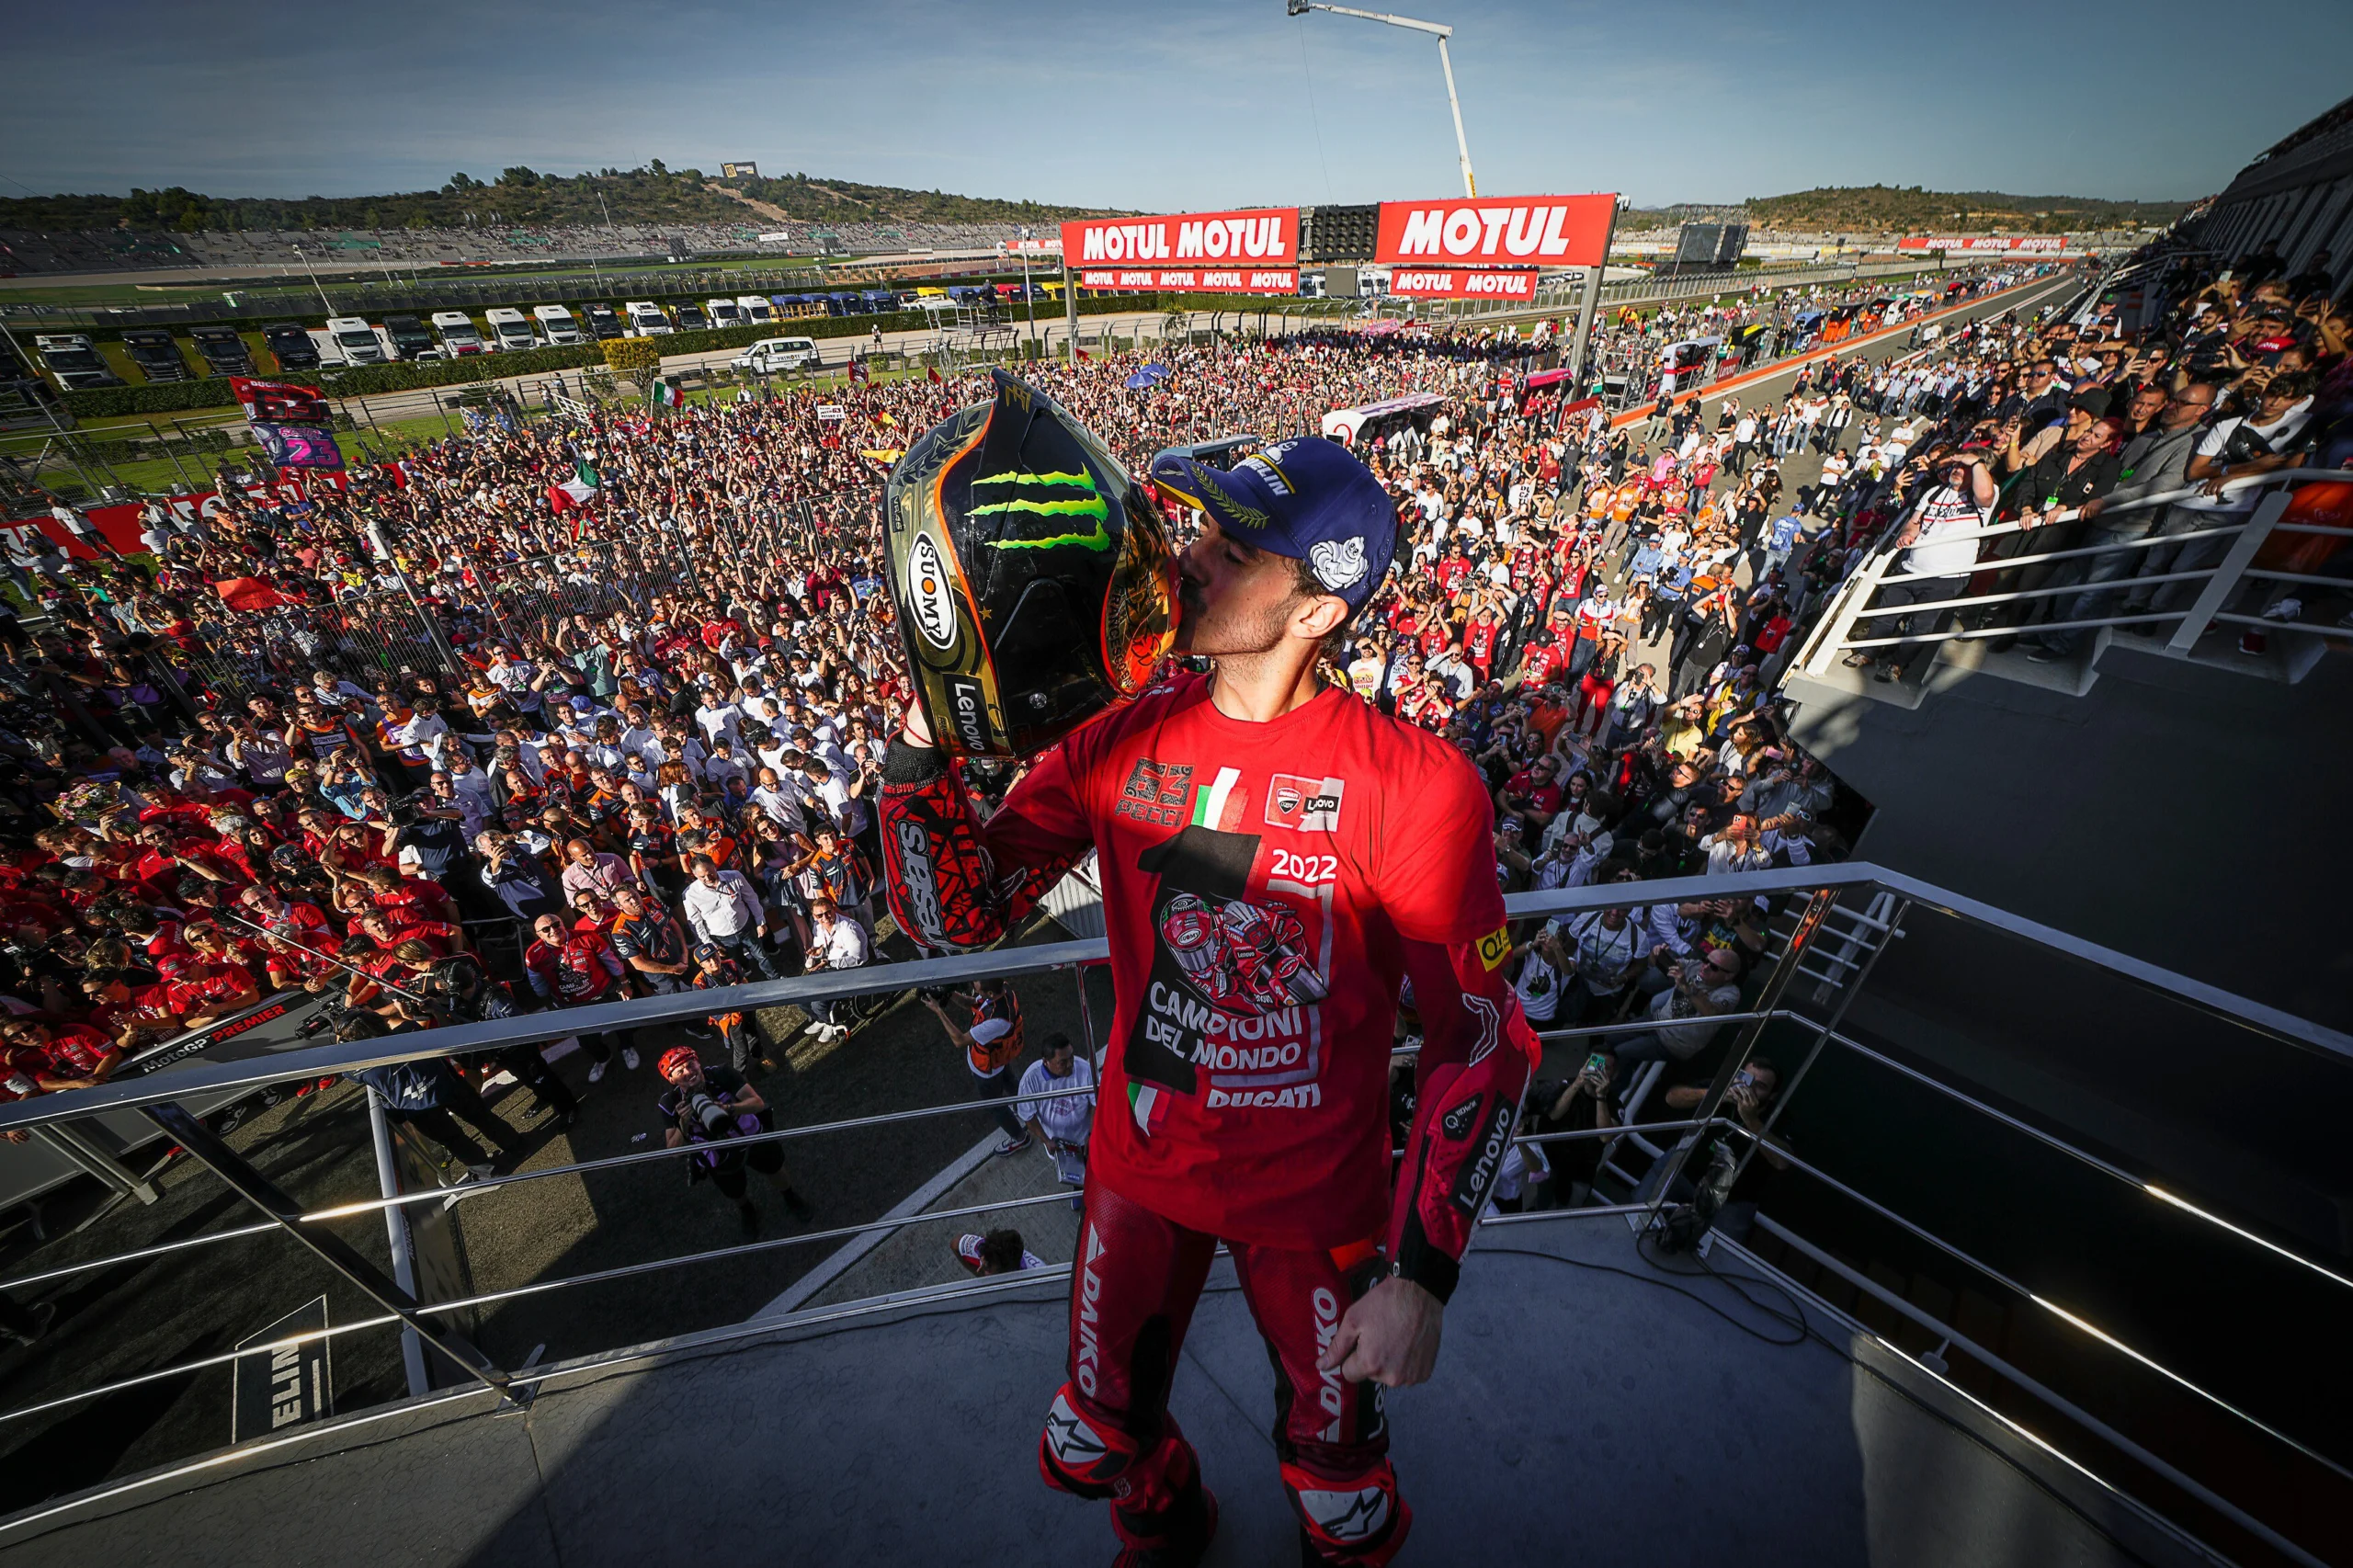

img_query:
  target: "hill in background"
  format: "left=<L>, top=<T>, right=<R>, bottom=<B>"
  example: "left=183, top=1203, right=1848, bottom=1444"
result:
left=1738, top=186, right=2190, bottom=233
left=0, top=162, right=1118, bottom=233
left=0, top=169, right=2188, bottom=238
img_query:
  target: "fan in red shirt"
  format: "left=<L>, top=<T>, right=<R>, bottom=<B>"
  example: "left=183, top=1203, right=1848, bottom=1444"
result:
left=357, top=865, right=460, bottom=926
left=0, top=1020, right=122, bottom=1092
left=353, top=908, right=465, bottom=959
left=881, top=436, right=1532, bottom=1567
left=81, top=962, right=257, bottom=1045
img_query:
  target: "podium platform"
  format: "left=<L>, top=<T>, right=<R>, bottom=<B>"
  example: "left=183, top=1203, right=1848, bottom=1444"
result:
left=0, top=1220, right=2207, bottom=1568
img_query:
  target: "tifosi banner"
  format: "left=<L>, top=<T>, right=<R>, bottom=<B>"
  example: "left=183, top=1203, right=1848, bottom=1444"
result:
left=1388, top=267, right=1540, bottom=301
left=1063, top=209, right=1298, bottom=267
left=1894, top=235, right=2074, bottom=252
left=1078, top=267, right=1299, bottom=294
left=1375, top=195, right=1616, bottom=267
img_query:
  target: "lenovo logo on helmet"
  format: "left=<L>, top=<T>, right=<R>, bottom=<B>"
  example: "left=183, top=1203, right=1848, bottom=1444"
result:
left=904, top=535, right=960, bottom=652
left=944, top=674, right=990, bottom=753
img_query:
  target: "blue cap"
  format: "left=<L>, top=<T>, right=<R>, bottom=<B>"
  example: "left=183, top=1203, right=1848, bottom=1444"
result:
left=1150, top=437, right=1398, bottom=613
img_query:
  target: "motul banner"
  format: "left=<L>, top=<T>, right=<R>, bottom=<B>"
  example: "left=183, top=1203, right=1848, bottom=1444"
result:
left=1062, top=209, right=1298, bottom=267
left=1388, top=267, right=1540, bottom=301
left=1375, top=195, right=1615, bottom=267
left=1894, top=236, right=2073, bottom=252
left=1077, top=267, right=1300, bottom=294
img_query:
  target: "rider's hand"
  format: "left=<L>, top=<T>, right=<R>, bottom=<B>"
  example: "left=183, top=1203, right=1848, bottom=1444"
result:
left=1319, top=1276, right=1444, bottom=1388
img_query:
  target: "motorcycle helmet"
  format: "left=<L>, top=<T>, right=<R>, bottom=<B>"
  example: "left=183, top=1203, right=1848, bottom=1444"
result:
left=885, top=369, right=1178, bottom=759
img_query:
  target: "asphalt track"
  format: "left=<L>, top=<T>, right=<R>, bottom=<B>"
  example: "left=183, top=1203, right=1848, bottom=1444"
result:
left=0, top=270, right=2080, bottom=1516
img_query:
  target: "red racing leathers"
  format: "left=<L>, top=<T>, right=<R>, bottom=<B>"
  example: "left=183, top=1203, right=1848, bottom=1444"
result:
left=880, top=673, right=1535, bottom=1563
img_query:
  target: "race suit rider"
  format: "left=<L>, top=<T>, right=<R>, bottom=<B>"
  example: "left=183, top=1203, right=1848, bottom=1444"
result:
left=880, top=436, right=1537, bottom=1566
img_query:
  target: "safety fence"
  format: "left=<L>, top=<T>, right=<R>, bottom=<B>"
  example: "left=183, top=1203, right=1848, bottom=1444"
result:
left=1791, top=466, right=2353, bottom=693
left=0, top=864, right=2338, bottom=1562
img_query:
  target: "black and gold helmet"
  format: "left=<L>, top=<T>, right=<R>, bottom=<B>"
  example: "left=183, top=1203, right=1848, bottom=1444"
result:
left=885, top=369, right=1179, bottom=759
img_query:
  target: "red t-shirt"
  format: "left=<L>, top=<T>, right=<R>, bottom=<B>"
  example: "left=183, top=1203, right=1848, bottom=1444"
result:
left=981, top=675, right=1506, bottom=1251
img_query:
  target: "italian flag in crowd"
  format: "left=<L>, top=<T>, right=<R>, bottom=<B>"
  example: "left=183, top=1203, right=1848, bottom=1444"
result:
left=547, top=458, right=600, bottom=514
left=650, top=378, right=684, bottom=409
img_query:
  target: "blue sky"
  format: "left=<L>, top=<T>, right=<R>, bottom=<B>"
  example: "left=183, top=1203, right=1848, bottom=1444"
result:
left=6, top=0, right=2347, bottom=207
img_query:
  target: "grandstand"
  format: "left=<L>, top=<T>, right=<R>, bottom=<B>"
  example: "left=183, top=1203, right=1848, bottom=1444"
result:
left=0, top=221, right=1042, bottom=278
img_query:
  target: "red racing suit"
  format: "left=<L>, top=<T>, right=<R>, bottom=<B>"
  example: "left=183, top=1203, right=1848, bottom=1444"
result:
left=880, top=673, right=1536, bottom=1563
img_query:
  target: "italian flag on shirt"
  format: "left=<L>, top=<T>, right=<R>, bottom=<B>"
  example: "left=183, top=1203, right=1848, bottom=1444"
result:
left=1189, top=767, right=1245, bottom=831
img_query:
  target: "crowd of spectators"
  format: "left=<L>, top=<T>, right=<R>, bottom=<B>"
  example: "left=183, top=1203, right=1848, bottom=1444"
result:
left=1825, top=242, right=2352, bottom=678
left=1490, top=235, right=2351, bottom=1221
left=0, top=256, right=2132, bottom=1182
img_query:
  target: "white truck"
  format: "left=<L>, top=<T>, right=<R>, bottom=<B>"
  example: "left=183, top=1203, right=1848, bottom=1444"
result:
left=731, top=336, right=824, bottom=374
left=734, top=294, right=776, bottom=325
left=533, top=304, right=585, bottom=345
left=324, top=316, right=387, bottom=365
left=705, top=297, right=745, bottom=329
left=431, top=311, right=487, bottom=357
left=623, top=301, right=674, bottom=337
left=484, top=307, right=539, bottom=353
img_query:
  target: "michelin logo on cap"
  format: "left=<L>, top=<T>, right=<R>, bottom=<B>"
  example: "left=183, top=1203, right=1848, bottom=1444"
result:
left=1309, top=537, right=1368, bottom=592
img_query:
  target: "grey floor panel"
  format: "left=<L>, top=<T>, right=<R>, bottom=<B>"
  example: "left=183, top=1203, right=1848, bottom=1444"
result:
left=0, top=1397, right=553, bottom=1567
left=0, top=1221, right=2205, bottom=1567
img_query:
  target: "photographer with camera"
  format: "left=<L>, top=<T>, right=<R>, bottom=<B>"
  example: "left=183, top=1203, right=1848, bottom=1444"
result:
left=654, top=1045, right=813, bottom=1236
left=388, top=945, right=578, bottom=1130
left=1847, top=448, right=1996, bottom=684
left=797, top=897, right=869, bottom=1045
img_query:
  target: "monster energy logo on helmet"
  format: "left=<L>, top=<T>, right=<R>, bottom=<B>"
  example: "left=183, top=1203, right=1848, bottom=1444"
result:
left=884, top=369, right=1178, bottom=760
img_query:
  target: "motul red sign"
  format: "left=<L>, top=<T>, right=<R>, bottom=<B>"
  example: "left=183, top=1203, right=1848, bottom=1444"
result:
left=1388, top=268, right=1539, bottom=300
left=1375, top=195, right=1615, bottom=267
left=1062, top=209, right=1299, bottom=267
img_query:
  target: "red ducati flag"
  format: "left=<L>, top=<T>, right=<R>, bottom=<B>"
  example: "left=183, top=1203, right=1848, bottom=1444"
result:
left=230, top=378, right=331, bottom=426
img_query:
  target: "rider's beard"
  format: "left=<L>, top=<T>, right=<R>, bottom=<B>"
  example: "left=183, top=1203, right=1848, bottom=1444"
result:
left=1173, top=574, right=1291, bottom=662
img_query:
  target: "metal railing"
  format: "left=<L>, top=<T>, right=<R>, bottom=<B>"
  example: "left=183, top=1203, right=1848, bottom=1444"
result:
left=1794, top=467, right=2353, bottom=687
left=0, top=862, right=2342, bottom=1562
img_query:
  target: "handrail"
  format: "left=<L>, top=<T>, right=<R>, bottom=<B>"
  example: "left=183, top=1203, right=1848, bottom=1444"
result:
left=1798, top=465, right=2351, bottom=670
left=5, top=860, right=2344, bottom=1136
left=0, top=861, right=2337, bottom=1562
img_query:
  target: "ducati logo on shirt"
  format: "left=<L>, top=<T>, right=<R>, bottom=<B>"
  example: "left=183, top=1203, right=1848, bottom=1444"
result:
left=1264, top=773, right=1345, bottom=833
left=1127, top=822, right=1332, bottom=1119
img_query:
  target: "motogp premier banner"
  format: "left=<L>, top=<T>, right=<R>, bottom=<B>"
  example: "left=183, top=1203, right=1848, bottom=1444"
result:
left=1374, top=194, right=1616, bottom=267
left=1388, top=267, right=1540, bottom=301
left=1065, top=208, right=1300, bottom=294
